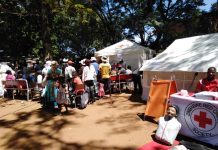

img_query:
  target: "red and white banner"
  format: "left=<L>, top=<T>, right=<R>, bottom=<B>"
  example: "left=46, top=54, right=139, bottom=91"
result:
left=170, top=93, right=218, bottom=146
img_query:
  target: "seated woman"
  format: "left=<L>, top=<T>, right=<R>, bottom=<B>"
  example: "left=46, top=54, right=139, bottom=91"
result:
left=6, top=70, right=15, bottom=80
left=110, top=69, right=117, bottom=76
left=70, top=72, right=87, bottom=108
left=117, top=64, right=126, bottom=74
left=4, top=70, right=16, bottom=96
left=125, top=65, right=132, bottom=74
left=72, top=72, right=84, bottom=94
left=195, top=67, right=218, bottom=93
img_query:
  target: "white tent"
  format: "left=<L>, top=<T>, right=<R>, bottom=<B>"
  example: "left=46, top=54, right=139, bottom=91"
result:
left=140, top=33, right=218, bottom=100
left=95, top=39, right=154, bottom=71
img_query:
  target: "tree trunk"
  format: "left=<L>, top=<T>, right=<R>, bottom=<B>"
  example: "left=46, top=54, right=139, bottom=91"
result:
left=41, top=1, right=52, bottom=60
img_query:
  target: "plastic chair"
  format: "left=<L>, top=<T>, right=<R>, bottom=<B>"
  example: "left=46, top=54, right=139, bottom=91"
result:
left=118, top=74, right=133, bottom=92
left=17, top=79, right=33, bottom=100
left=69, top=84, right=85, bottom=108
left=110, top=75, right=119, bottom=94
left=2, top=79, right=33, bottom=100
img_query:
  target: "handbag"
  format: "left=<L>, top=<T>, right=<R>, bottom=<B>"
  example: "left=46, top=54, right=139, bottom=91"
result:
left=80, top=92, right=89, bottom=109
left=0, top=86, right=4, bottom=96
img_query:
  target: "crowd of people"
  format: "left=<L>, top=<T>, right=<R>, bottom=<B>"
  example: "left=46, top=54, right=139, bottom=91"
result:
left=4, top=53, right=217, bottom=110
left=3, top=56, right=143, bottom=113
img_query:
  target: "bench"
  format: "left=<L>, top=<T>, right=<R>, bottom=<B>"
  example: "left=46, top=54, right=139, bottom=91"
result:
left=111, top=74, right=133, bottom=82
left=110, top=74, right=133, bottom=93
left=2, top=79, right=34, bottom=100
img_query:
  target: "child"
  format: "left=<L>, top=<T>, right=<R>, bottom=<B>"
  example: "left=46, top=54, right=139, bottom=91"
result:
left=98, top=83, right=105, bottom=98
left=55, top=78, right=69, bottom=113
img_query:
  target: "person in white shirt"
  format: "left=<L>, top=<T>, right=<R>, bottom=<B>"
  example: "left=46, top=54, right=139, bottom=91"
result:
left=125, top=65, right=133, bottom=74
left=82, top=59, right=96, bottom=103
left=41, top=60, right=51, bottom=85
left=91, top=57, right=99, bottom=97
left=65, top=60, right=76, bottom=91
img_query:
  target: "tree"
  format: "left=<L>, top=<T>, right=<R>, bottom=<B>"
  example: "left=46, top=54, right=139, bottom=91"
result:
left=0, top=0, right=215, bottom=61
left=148, top=0, right=205, bottom=51
left=53, top=1, right=105, bottom=59
left=86, top=0, right=124, bottom=45
left=0, top=0, right=41, bottom=57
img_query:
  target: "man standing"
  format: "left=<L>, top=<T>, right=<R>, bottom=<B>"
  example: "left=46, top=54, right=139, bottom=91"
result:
left=99, top=56, right=111, bottom=94
left=91, top=57, right=99, bottom=76
left=132, top=68, right=142, bottom=94
left=65, top=60, right=76, bottom=91
left=91, top=57, right=99, bottom=97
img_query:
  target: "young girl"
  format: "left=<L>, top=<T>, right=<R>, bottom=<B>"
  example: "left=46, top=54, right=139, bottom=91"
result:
left=55, top=78, right=69, bottom=113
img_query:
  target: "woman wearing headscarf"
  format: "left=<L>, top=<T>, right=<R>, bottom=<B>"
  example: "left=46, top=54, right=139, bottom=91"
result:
left=44, top=61, right=62, bottom=109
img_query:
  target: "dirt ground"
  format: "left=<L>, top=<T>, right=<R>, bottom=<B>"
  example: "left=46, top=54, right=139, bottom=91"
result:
left=0, top=93, right=157, bottom=150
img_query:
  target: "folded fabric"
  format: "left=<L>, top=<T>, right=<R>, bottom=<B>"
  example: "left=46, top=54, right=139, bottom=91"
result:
left=194, top=91, right=218, bottom=100
left=137, top=140, right=179, bottom=150
left=169, top=145, right=188, bottom=150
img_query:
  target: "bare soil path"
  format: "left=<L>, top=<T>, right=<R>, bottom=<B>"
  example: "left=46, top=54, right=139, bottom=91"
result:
left=0, top=94, right=157, bottom=150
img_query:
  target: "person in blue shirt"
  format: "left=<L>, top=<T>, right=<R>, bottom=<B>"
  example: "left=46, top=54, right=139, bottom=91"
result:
left=91, top=57, right=99, bottom=76
left=91, top=57, right=99, bottom=97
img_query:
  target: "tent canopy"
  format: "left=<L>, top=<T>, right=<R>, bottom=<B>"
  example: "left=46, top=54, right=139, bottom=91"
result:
left=140, top=33, right=218, bottom=73
left=140, top=33, right=218, bottom=100
left=95, top=39, right=153, bottom=57
left=95, top=39, right=154, bottom=71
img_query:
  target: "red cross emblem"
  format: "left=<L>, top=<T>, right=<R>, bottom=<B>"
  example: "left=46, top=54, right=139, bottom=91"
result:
left=194, top=111, right=212, bottom=128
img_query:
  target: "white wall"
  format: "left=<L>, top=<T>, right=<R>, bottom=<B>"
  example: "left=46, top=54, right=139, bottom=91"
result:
left=106, top=51, right=145, bottom=71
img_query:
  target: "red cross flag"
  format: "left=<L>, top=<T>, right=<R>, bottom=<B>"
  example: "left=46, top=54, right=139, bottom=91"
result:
left=194, top=111, right=212, bottom=128
left=170, top=93, right=218, bottom=146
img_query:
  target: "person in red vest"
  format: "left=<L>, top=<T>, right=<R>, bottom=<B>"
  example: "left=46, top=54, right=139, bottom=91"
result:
left=195, top=67, right=218, bottom=93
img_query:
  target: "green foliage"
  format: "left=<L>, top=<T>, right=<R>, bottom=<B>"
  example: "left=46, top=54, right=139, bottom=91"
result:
left=0, top=0, right=216, bottom=60
left=0, top=0, right=41, bottom=57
